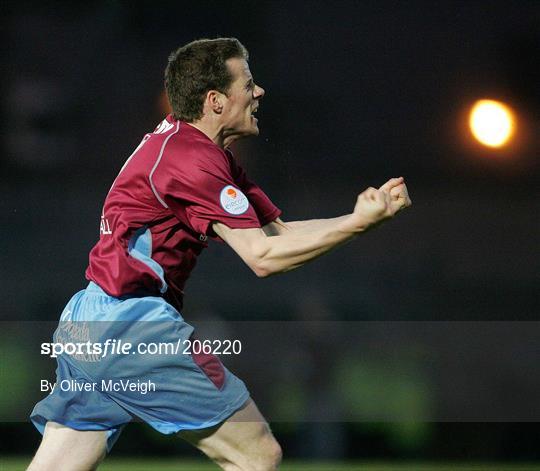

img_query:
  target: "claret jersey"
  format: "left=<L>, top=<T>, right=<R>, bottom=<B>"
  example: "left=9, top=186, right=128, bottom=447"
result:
left=85, top=115, right=281, bottom=309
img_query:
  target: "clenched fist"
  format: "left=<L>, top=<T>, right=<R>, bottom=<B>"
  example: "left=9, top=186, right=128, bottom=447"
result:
left=342, top=177, right=412, bottom=233
left=379, top=176, right=412, bottom=215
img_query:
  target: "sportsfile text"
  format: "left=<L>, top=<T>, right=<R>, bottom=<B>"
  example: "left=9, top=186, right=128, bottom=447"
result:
left=40, top=338, right=242, bottom=358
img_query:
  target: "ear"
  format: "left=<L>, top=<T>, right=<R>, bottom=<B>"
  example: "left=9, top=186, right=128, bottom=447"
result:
left=207, top=90, right=224, bottom=114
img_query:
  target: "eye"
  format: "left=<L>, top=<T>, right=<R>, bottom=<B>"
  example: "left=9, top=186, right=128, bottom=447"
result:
left=245, top=80, right=254, bottom=91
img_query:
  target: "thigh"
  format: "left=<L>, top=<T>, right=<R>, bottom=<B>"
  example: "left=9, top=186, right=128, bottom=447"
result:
left=28, top=422, right=107, bottom=471
left=180, top=399, right=282, bottom=471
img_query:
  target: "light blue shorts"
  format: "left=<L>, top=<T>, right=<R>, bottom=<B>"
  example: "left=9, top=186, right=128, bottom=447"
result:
left=30, top=282, right=250, bottom=450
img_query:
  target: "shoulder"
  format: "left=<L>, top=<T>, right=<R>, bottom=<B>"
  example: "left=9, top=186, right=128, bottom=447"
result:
left=152, top=123, right=231, bottom=183
left=168, top=124, right=230, bottom=173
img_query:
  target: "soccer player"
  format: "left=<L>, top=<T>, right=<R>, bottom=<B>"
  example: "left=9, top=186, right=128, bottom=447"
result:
left=28, top=38, right=411, bottom=470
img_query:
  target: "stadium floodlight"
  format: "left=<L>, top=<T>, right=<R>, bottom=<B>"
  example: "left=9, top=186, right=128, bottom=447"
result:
left=469, top=99, right=515, bottom=148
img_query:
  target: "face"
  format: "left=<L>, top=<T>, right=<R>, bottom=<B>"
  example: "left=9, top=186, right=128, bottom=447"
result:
left=220, top=57, right=265, bottom=139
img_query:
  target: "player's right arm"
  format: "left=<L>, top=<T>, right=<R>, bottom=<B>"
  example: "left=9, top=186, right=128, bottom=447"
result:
left=213, top=180, right=411, bottom=278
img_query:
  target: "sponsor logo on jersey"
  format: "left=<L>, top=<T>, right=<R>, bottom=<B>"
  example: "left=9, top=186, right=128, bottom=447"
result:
left=219, top=185, right=249, bottom=215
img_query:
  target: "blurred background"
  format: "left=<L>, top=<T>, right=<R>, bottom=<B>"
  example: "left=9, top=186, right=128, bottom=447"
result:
left=2, top=0, right=539, bottom=466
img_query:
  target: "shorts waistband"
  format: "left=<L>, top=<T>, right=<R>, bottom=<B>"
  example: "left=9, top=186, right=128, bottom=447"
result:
left=85, top=281, right=158, bottom=301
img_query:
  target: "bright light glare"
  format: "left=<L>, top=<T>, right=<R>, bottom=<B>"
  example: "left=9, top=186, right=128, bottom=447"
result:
left=469, top=99, right=515, bottom=148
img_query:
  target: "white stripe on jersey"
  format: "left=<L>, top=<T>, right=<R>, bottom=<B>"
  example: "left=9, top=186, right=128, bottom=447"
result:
left=149, top=120, right=181, bottom=209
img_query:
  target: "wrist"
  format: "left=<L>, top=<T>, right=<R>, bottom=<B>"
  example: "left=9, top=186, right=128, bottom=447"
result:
left=337, top=213, right=371, bottom=235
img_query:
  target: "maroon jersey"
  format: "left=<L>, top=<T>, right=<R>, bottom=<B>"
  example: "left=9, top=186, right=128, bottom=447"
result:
left=85, top=115, right=281, bottom=309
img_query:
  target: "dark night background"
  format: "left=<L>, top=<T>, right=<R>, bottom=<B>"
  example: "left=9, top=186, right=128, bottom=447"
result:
left=1, top=0, right=539, bottom=464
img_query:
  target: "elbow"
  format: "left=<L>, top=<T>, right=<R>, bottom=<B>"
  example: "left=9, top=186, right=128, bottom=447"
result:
left=247, top=241, right=275, bottom=278
left=250, top=256, right=279, bottom=278
left=254, top=268, right=271, bottom=278
left=247, top=240, right=288, bottom=278
left=252, top=259, right=293, bottom=278
left=252, top=260, right=274, bottom=278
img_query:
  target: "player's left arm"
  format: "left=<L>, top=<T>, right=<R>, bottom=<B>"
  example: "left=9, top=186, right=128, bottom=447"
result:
left=263, top=178, right=411, bottom=236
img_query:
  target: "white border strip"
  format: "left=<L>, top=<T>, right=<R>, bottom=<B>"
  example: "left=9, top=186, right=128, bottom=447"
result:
left=149, top=121, right=180, bottom=209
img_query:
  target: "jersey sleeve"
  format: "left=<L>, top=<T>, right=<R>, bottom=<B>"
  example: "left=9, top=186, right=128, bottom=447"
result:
left=152, top=145, right=273, bottom=237
left=228, top=151, right=282, bottom=226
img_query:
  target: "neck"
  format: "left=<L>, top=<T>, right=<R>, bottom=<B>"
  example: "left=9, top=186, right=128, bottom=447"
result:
left=187, top=116, right=243, bottom=149
left=187, top=120, right=226, bottom=148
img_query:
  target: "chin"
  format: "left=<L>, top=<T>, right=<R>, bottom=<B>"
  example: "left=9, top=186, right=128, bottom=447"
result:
left=240, top=125, right=260, bottom=137
left=228, top=122, right=260, bottom=141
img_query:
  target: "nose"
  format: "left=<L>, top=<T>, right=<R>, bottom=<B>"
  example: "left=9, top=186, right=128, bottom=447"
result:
left=253, top=84, right=265, bottom=99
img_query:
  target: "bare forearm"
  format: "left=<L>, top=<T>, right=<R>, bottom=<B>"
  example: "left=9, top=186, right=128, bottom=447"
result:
left=254, top=215, right=359, bottom=276
left=263, top=215, right=352, bottom=236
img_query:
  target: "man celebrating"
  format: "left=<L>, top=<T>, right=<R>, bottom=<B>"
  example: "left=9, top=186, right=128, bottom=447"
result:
left=29, top=38, right=411, bottom=470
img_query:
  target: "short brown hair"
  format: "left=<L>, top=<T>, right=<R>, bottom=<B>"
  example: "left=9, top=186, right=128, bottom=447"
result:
left=164, top=38, right=249, bottom=122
